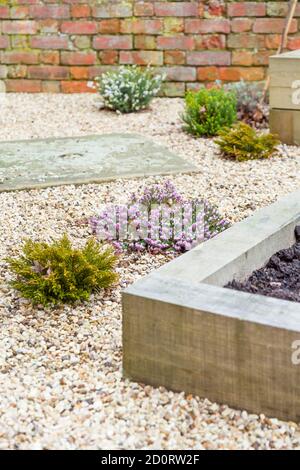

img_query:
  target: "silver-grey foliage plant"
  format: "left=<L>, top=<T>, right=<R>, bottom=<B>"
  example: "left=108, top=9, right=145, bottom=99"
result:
left=96, top=65, right=165, bottom=113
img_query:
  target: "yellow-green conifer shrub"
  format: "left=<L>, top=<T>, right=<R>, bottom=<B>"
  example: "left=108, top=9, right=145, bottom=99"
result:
left=7, top=235, right=118, bottom=306
left=216, top=122, right=280, bottom=161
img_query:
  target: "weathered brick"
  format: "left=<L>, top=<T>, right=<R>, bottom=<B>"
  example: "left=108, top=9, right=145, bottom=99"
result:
left=42, top=80, right=61, bottom=93
left=185, top=19, right=230, bottom=34
left=99, top=50, right=119, bottom=65
left=197, top=66, right=220, bottom=81
left=120, top=19, right=163, bottom=34
left=70, top=66, right=89, bottom=80
left=73, top=36, right=91, bottom=50
left=163, top=66, right=196, bottom=82
left=92, top=3, right=132, bottom=19
left=157, top=36, right=194, bottom=51
left=28, top=65, right=69, bottom=80
left=40, top=51, right=60, bottom=65
left=187, top=51, right=230, bottom=66
left=231, top=18, right=252, bottom=33
left=0, top=6, right=9, bottom=19
left=164, top=18, right=184, bottom=34
left=71, top=5, right=90, bottom=18
left=29, top=5, right=69, bottom=19
left=228, top=2, right=266, bottom=17
left=7, top=65, right=27, bottom=79
left=265, top=34, right=281, bottom=49
left=195, top=34, right=226, bottom=50
left=61, top=21, right=97, bottom=34
left=134, top=35, right=156, bottom=50
left=161, top=82, right=185, bottom=97
left=267, top=2, right=300, bottom=18
left=61, top=81, right=94, bottom=93
left=93, top=35, right=132, bottom=50
left=155, top=2, right=198, bottom=17
left=30, top=36, right=68, bottom=50
left=39, top=19, right=59, bottom=33
left=61, top=51, right=97, bottom=65
left=3, top=20, right=37, bottom=34
left=134, top=2, right=154, bottom=17
left=120, top=50, right=163, bottom=66
left=253, top=18, right=297, bottom=34
left=0, top=36, right=9, bottom=49
left=219, top=66, right=265, bottom=81
left=164, top=51, right=186, bottom=65
left=2, top=51, right=39, bottom=64
left=232, top=50, right=253, bottom=66
left=99, top=19, right=120, bottom=34
left=0, top=65, right=7, bottom=79
left=227, top=33, right=265, bottom=49
left=5, top=79, right=42, bottom=93
left=10, top=6, right=29, bottom=19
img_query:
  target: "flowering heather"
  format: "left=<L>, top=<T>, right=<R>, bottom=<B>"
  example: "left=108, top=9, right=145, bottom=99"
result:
left=91, top=181, right=230, bottom=254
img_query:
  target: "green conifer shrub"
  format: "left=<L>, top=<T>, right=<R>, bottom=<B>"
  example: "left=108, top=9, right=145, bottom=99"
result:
left=7, top=235, right=118, bottom=306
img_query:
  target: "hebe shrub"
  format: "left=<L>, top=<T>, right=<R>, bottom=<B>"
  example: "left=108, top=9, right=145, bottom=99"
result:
left=90, top=181, right=230, bottom=254
left=216, top=122, right=280, bottom=162
left=182, top=88, right=237, bottom=137
left=96, top=65, right=165, bottom=113
left=7, top=235, right=118, bottom=306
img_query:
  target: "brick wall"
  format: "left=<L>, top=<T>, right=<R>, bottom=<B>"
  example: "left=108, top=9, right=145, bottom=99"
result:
left=0, top=1, right=299, bottom=95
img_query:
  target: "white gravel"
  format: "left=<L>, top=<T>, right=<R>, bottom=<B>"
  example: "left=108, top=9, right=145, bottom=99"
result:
left=0, top=94, right=300, bottom=449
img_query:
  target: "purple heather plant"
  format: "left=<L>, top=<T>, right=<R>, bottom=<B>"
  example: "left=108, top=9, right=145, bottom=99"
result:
left=90, top=181, right=230, bottom=254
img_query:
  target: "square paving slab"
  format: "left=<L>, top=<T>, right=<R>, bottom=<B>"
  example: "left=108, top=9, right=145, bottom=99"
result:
left=0, top=133, right=197, bottom=192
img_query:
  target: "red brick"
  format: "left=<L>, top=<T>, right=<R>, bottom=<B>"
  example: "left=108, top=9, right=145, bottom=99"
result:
left=164, top=51, right=186, bottom=65
left=39, top=19, right=59, bottom=33
left=120, top=50, right=163, bottom=66
left=29, top=5, right=70, bottom=19
left=253, top=50, right=273, bottom=66
left=61, top=51, right=96, bottom=65
left=288, top=37, right=300, bottom=50
left=61, top=81, right=94, bottom=93
left=253, top=18, right=297, bottom=34
left=219, top=66, right=265, bottom=81
left=2, top=51, right=39, bottom=64
left=157, top=36, right=194, bottom=51
left=0, top=36, right=9, bottom=49
left=227, top=33, right=265, bottom=49
left=61, top=21, right=97, bottom=34
left=155, top=2, right=198, bottom=17
left=134, top=2, right=154, bottom=17
left=120, top=19, right=163, bottom=34
left=265, top=34, right=281, bottom=49
left=92, top=4, right=132, bottom=18
left=185, top=19, right=230, bottom=34
left=2, top=20, right=37, bottom=34
left=231, top=18, right=252, bottom=33
left=206, top=0, right=225, bottom=17
left=70, top=66, right=89, bottom=79
left=40, top=51, right=60, bottom=65
left=30, top=36, right=68, bottom=49
left=0, top=6, right=9, bottom=18
left=195, top=34, right=226, bottom=50
left=99, top=19, right=120, bottom=34
left=228, top=2, right=266, bottom=17
left=10, top=6, right=29, bottom=19
left=134, top=35, right=156, bottom=50
left=232, top=51, right=253, bottom=66
left=99, top=51, right=119, bottom=65
left=187, top=51, right=230, bottom=66
left=164, top=66, right=196, bottom=82
left=93, top=35, right=132, bottom=50
left=197, top=66, right=220, bottom=81
left=71, top=5, right=90, bottom=18
left=5, top=79, right=42, bottom=93
left=28, top=65, right=69, bottom=80
left=42, top=81, right=61, bottom=93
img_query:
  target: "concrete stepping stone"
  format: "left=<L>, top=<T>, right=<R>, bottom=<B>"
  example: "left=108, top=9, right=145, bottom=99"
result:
left=0, top=133, right=197, bottom=192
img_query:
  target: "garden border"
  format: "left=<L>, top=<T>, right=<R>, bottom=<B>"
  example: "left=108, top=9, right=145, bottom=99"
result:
left=123, top=190, right=300, bottom=421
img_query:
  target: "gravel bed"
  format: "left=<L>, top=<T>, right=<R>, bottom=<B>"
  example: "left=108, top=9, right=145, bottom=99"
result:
left=0, top=94, right=300, bottom=449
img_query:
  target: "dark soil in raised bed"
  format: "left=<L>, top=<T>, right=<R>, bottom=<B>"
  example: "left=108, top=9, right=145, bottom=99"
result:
left=225, top=226, right=300, bottom=303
